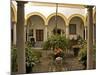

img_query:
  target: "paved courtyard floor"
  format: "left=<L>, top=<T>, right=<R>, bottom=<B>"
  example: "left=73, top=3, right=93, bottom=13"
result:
left=31, top=50, right=84, bottom=73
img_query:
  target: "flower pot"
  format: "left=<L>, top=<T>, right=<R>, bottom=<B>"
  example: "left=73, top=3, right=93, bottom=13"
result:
left=26, top=64, right=33, bottom=73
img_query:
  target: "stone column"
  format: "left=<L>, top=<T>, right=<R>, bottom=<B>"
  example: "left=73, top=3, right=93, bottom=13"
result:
left=24, top=25, right=26, bottom=43
left=93, top=25, right=94, bottom=44
left=86, top=6, right=94, bottom=69
left=12, top=21, right=16, bottom=45
left=93, top=24, right=96, bottom=44
left=44, top=25, right=47, bottom=41
left=66, top=25, right=69, bottom=38
left=26, top=25, right=29, bottom=42
left=84, top=26, right=87, bottom=40
left=34, top=29, right=36, bottom=42
left=16, top=1, right=27, bottom=73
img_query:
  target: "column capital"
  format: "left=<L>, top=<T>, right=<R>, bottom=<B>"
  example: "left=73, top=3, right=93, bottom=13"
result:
left=45, top=25, right=48, bottom=27
left=12, top=21, right=16, bottom=25
left=84, top=5, right=94, bottom=8
left=84, top=26, right=87, bottom=28
left=16, top=1, right=27, bottom=6
left=85, top=5, right=94, bottom=11
left=66, top=25, right=69, bottom=27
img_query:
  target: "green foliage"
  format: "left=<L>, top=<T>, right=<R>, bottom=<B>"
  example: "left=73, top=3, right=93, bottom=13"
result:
left=11, top=46, right=17, bottom=72
left=26, top=47, right=42, bottom=67
left=43, top=35, right=70, bottom=51
left=78, top=41, right=87, bottom=68
left=11, top=43, right=42, bottom=72
left=93, top=44, right=96, bottom=60
left=78, top=40, right=96, bottom=69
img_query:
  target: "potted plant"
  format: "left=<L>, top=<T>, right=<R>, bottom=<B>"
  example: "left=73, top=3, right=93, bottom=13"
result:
left=11, top=42, right=42, bottom=73
left=25, top=42, right=42, bottom=73
left=78, top=40, right=96, bottom=69
left=78, top=42, right=87, bottom=69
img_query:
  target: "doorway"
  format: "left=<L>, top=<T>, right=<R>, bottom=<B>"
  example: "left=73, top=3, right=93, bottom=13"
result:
left=36, top=29, right=44, bottom=41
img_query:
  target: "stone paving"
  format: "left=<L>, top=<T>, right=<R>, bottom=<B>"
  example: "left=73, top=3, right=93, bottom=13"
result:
left=32, top=50, right=84, bottom=73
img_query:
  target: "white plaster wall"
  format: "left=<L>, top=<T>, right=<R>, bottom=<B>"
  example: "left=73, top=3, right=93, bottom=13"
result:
left=12, top=1, right=86, bottom=21
left=25, top=5, right=86, bottom=18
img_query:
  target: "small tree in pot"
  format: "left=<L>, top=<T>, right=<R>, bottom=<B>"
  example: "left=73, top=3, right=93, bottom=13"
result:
left=78, top=40, right=96, bottom=69
left=25, top=42, right=42, bottom=73
left=11, top=42, right=42, bottom=73
left=78, top=41, right=87, bottom=69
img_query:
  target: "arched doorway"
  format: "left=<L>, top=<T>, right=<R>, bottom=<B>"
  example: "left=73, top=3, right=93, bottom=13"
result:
left=48, top=15, right=66, bottom=37
left=27, top=15, right=45, bottom=47
left=68, top=16, right=84, bottom=40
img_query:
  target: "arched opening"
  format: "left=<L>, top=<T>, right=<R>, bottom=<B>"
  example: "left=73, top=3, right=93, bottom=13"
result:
left=27, top=15, right=45, bottom=47
left=69, top=17, right=84, bottom=40
left=48, top=15, right=66, bottom=37
left=25, top=12, right=46, bottom=25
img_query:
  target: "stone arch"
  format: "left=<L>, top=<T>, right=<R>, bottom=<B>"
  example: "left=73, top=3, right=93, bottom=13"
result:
left=46, top=13, right=67, bottom=26
left=47, top=13, right=67, bottom=37
left=11, top=3, right=17, bottom=22
left=68, top=14, right=85, bottom=39
left=25, top=12, right=46, bottom=25
left=67, top=14, right=85, bottom=26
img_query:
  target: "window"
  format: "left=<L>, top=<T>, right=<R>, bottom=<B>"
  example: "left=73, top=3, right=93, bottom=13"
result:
left=69, top=24, right=76, bottom=34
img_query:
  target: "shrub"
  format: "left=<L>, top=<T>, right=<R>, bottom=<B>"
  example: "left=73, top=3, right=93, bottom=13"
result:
left=11, top=46, right=17, bottom=72
left=78, top=40, right=96, bottom=69
left=78, top=41, right=87, bottom=69
left=25, top=46, right=42, bottom=73
left=43, top=35, right=70, bottom=51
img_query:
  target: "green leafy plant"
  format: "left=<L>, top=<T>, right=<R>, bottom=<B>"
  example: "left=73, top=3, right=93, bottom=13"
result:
left=43, top=35, right=69, bottom=65
left=43, top=35, right=69, bottom=51
left=78, top=40, right=96, bottom=69
left=25, top=45, right=42, bottom=73
left=78, top=41, right=87, bottom=69
left=11, top=46, right=17, bottom=72
left=11, top=42, right=42, bottom=73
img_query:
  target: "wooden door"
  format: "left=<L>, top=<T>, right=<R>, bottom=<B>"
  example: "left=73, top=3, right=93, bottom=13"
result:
left=36, top=29, right=44, bottom=41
